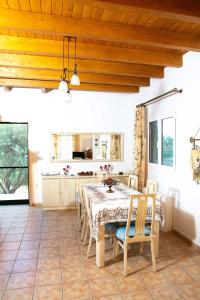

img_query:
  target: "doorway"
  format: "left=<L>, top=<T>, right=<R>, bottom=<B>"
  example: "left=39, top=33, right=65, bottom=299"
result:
left=0, top=122, right=29, bottom=204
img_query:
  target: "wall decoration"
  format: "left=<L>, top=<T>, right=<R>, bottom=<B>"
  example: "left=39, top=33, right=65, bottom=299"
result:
left=190, top=127, right=200, bottom=184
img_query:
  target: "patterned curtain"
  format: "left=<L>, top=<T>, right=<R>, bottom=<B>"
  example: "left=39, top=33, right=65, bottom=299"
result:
left=72, top=135, right=80, bottom=151
left=110, top=134, right=121, bottom=160
left=133, top=106, right=147, bottom=192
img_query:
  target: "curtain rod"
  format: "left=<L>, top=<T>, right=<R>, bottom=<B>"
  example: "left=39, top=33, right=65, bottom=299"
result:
left=136, top=88, right=183, bottom=108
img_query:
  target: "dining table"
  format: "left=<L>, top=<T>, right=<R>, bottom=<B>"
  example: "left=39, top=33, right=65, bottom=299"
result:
left=84, top=182, right=164, bottom=268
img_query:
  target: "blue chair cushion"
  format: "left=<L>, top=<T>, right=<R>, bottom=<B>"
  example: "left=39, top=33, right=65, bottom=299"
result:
left=116, top=225, right=151, bottom=241
left=105, top=223, right=117, bottom=233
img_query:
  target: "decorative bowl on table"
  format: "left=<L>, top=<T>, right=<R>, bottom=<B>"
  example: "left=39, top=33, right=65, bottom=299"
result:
left=103, top=177, right=120, bottom=193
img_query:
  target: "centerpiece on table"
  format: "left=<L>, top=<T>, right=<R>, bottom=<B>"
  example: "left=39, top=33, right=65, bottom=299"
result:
left=103, top=177, right=119, bottom=193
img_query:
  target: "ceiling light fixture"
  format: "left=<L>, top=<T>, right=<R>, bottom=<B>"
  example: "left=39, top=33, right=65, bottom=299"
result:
left=71, top=37, right=80, bottom=86
left=65, top=37, right=72, bottom=103
left=59, top=36, right=68, bottom=92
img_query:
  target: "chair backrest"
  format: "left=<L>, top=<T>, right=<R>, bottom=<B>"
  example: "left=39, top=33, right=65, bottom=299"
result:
left=125, top=194, right=156, bottom=241
left=93, top=171, right=108, bottom=183
left=82, top=186, right=93, bottom=232
left=128, top=175, right=138, bottom=190
left=146, top=179, right=157, bottom=194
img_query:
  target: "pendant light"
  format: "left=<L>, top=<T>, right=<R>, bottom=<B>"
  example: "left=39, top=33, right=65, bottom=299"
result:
left=65, top=37, right=72, bottom=103
left=71, top=37, right=80, bottom=86
left=59, top=36, right=68, bottom=92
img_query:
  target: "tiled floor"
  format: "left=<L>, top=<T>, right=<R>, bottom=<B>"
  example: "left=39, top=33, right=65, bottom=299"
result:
left=0, top=205, right=200, bottom=300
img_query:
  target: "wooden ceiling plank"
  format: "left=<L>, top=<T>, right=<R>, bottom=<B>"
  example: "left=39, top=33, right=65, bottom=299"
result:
left=0, top=36, right=182, bottom=67
left=74, top=0, right=200, bottom=24
left=0, top=8, right=199, bottom=51
left=30, top=0, right=41, bottom=13
left=0, top=78, right=139, bottom=92
left=7, top=0, right=20, bottom=10
left=91, top=7, right=104, bottom=20
left=72, top=3, right=84, bottom=18
left=52, top=0, right=63, bottom=16
left=41, top=0, right=52, bottom=14
left=0, top=53, right=164, bottom=78
left=0, top=67, right=150, bottom=86
left=100, top=9, right=113, bottom=22
left=82, top=5, right=94, bottom=19
left=0, top=0, right=9, bottom=9
left=18, top=0, right=31, bottom=11
left=62, top=0, right=74, bottom=17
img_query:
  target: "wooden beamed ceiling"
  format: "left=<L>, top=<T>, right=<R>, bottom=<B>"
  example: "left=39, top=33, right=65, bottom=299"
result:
left=0, top=0, right=199, bottom=93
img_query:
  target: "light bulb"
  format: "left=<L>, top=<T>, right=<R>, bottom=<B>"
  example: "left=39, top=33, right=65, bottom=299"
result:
left=58, top=79, right=68, bottom=92
left=71, top=74, right=80, bottom=85
left=65, top=89, right=72, bottom=103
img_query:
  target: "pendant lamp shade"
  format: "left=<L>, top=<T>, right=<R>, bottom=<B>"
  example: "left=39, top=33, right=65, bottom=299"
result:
left=59, top=79, right=68, bottom=92
left=71, top=64, right=80, bottom=85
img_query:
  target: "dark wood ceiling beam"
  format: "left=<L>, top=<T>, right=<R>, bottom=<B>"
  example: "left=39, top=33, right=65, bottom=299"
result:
left=0, top=36, right=182, bottom=67
left=0, top=8, right=199, bottom=51
left=0, top=67, right=150, bottom=86
left=0, top=53, right=164, bottom=78
left=77, top=0, right=200, bottom=24
left=0, top=78, right=139, bottom=93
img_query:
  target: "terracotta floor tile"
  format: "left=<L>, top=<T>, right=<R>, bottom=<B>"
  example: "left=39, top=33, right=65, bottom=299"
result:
left=98, top=295, right=123, bottom=300
left=23, top=233, right=41, bottom=241
left=16, top=249, right=39, bottom=260
left=62, top=267, right=87, bottom=283
left=4, top=234, right=23, bottom=242
left=61, top=255, right=84, bottom=268
left=90, top=278, right=120, bottom=298
left=86, top=265, right=112, bottom=280
left=37, top=256, right=60, bottom=271
left=0, top=291, right=3, bottom=300
left=150, top=286, right=184, bottom=300
left=0, top=242, right=20, bottom=251
left=175, top=282, right=200, bottom=299
left=3, top=288, right=33, bottom=300
left=35, top=269, right=62, bottom=286
left=8, top=228, right=25, bottom=234
left=122, top=290, right=153, bottom=300
left=0, top=274, right=9, bottom=290
left=7, top=272, right=35, bottom=289
left=115, top=274, right=144, bottom=294
left=20, top=240, right=40, bottom=250
left=63, top=281, right=93, bottom=300
left=60, top=245, right=81, bottom=256
left=141, top=270, right=168, bottom=289
left=163, top=265, right=193, bottom=285
left=25, top=227, right=42, bottom=234
left=182, top=263, right=200, bottom=281
left=12, top=259, right=37, bottom=273
left=40, top=231, right=59, bottom=240
left=39, top=247, right=60, bottom=259
left=33, top=284, right=62, bottom=300
left=0, top=261, right=14, bottom=274
left=39, top=239, right=60, bottom=248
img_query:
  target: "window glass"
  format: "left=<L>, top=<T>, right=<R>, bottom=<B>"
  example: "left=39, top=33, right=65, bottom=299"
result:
left=162, top=117, right=175, bottom=166
left=149, top=121, right=158, bottom=164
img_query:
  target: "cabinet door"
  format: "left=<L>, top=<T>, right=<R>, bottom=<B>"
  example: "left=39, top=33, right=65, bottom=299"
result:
left=60, top=178, right=76, bottom=208
left=42, top=179, right=60, bottom=207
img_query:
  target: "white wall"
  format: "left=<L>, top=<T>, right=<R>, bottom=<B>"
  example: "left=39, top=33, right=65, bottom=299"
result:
left=134, top=52, right=200, bottom=247
left=0, top=89, right=135, bottom=204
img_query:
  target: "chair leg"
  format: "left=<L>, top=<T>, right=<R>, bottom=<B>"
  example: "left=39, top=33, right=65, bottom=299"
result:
left=140, top=242, right=144, bottom=255
left=87, top=233, right=93, bottom=258
left=151, top=238, right=156, bottom=272
left=78, top=214, right=84, bottom=232
left=83, top=224, right=89, bottom=246
left=81, top=217, right=86, bottom=241
left=124, top=243, right=128, bottom=276
left=115, top=240, right=120, bottom=257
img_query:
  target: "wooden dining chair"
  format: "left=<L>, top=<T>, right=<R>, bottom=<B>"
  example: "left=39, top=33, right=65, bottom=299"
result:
left=128, top=175, right=138, bottom=190
left=146, top=179, right=157, bottom=194
left=92, top=171, right=108, bottom=183
left=82, top=185, right=116, bottom=258
left=115, top=194, right=157, bottom=276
